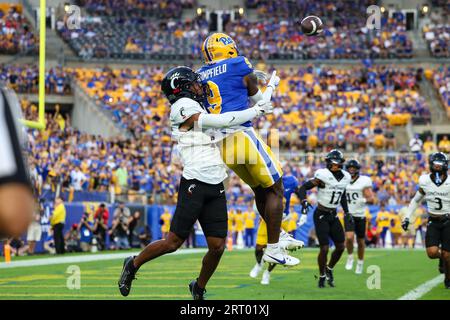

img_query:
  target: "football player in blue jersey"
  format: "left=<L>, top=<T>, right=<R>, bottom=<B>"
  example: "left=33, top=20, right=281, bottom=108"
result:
left=198, top=33, right=299, bottom=266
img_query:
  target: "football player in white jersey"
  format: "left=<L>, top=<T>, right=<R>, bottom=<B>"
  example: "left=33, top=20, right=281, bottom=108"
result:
left=119, top=66, right=298, bottom=299
left=343, top=159, right=375, bottom=274
left=298, top=149, right=351, bottom=288
left=402, top=152, right=450, bottom=289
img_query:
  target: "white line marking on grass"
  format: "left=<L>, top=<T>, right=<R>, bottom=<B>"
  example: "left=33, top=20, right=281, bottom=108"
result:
left=398, top=275, right=445, bottom=300
left=0, top=248, right=207, bottom=269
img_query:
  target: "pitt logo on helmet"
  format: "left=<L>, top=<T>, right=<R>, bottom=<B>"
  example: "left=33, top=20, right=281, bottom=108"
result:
left=202, top=33, right=239, bottom=64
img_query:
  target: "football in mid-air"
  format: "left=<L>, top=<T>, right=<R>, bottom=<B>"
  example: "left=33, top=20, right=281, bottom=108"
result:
left=300, top=15, right=323, bottom=36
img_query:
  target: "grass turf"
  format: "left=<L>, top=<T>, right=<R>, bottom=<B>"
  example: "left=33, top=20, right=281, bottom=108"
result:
left=0, top=248, right=448, bottom=300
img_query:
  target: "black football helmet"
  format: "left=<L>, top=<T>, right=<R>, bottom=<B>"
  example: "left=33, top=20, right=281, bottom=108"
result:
left=325, top=149, right=345, bottom=169
left=429, top=152, right=448, bottom=174
left=161, top=66, right=204, bottom=104
left=345, top=159, right=361, bottom=175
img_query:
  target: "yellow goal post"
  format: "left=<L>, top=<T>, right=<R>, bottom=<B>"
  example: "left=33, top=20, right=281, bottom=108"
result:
left=20, top=0, right=46, bottom=130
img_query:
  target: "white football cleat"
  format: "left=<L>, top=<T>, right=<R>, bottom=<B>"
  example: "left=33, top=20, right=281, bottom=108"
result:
left=345, top=255, right=354, bottom=270
left=249, top=263, right=263, bottom=278
left=261, top=270, right=270, bottom=285
left=263, top=246, right=300, bottom=267
left=355, top=260, right=364, bottom=275
left=279, top=230, right=304, bottom=251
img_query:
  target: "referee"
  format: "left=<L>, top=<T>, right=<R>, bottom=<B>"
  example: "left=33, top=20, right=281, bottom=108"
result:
left=0, top=84, right=34, bottom=238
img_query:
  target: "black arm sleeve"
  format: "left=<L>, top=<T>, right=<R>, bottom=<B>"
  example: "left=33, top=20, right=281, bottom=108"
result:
left=340, top=190, right=349, bottom=214
left=297, top=180, right=316, bottom=202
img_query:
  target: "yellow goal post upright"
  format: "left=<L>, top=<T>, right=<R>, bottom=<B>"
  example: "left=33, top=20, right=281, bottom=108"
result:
left=20, top=0, right=46, bottom=130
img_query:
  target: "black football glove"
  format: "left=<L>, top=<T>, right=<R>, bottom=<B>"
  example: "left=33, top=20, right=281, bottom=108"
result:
left=301, top=200, right=311, bottom=215
left=401, top=218, right=410, bottom=231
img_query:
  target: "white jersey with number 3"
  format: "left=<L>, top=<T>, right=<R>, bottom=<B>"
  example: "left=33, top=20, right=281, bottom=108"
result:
left=345, top=175, right=372, bottom=217
left=314, top=168, right=351, bottom=208
left=419, top=174, right=450, bottom=215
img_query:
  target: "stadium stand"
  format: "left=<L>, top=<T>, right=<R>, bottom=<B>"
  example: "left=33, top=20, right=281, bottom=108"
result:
left=0, top=64, right=71, bottom=94
left=22, top=97, right=179, bottom=205
left=431, top=65, right=450, bottom=117
left=56, top=0, right=413, bottom=60
left=78, top=0, right=196, bottom=18
left=66, top=64, right=430, bottom=150
left=0, top=3, right=36, bottom=55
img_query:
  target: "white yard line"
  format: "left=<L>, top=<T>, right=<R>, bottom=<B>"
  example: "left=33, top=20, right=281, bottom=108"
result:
left=0, top=248, right=207, bottom=269
left=398, top=275, right=445, bottom=300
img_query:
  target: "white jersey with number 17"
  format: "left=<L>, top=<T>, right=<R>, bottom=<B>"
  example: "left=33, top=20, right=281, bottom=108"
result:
left=314, top=168, right=351, bottom=209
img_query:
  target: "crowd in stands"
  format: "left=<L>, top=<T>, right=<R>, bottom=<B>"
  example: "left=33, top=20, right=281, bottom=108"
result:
left=0, top=4, right=36, bottom=55
left=69, top=65, right=170, bottom=137
left=0, top=64, right=71, bottom=94
left=254, top=65, right=430, bottom=152
left=23, top=99, right=180, bottom=205
left=225, top=13, right=413, bottom=60
left=68, top=65, right=430, bottom=151
left=431, top=65, right=450, bottom=116
left=78, top=0, right=196, bottom=18
left=57, top=0, right=413, bottom=60
left=57, top=14, right=209, bottom=60
left=422, top=5, right=449, bottom=58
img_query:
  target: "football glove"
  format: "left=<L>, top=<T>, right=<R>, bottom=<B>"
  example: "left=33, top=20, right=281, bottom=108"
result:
left=298, top=214, right=308, bottom=227
left=253, top=99, right=273, bottom=115
left=401, top=218, right=410, bottom=231
left=301, top=200, right=311, bottom=215
left=267, top=70, right=280, bottom=89
left=254, top=70, right=269, bottom=83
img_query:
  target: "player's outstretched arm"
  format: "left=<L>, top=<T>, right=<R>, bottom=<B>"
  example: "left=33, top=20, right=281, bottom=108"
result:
left=402, top=188, right=425, bottom=230
left=180, top=101, right=273, bottom=131
left=297, top=178, right=323, bottom=201
left=297, top=178, right=323, bottom=215
left=245, top=70, right=280, bottom=105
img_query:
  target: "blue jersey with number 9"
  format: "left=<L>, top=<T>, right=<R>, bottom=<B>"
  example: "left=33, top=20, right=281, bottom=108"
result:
left=197, top=56, right=254, bottom=127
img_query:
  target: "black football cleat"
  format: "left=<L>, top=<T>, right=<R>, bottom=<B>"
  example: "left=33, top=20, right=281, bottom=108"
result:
left=118, top=256, right=137, bottom=297
left=445, top=279, right=450, bottom=289
left=439, top=258, right=445, bottom=274
left=318, top=275, right=326, bottom=288
left=325, top=267, right=335, bottom=287
left=189, top=279, right=206, bottom=300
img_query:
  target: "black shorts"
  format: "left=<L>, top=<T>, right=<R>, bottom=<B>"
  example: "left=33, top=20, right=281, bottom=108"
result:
left=425, top=216, right=450, bottom=252
left=344, top=215, right=367, bottom=239
left=313, top=208, right=345, bottom=246
left=170, top=177, right=227, bottom=240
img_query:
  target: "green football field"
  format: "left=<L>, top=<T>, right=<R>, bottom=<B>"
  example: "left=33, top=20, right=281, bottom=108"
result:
left=0, top=248, right=448, bottom=300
